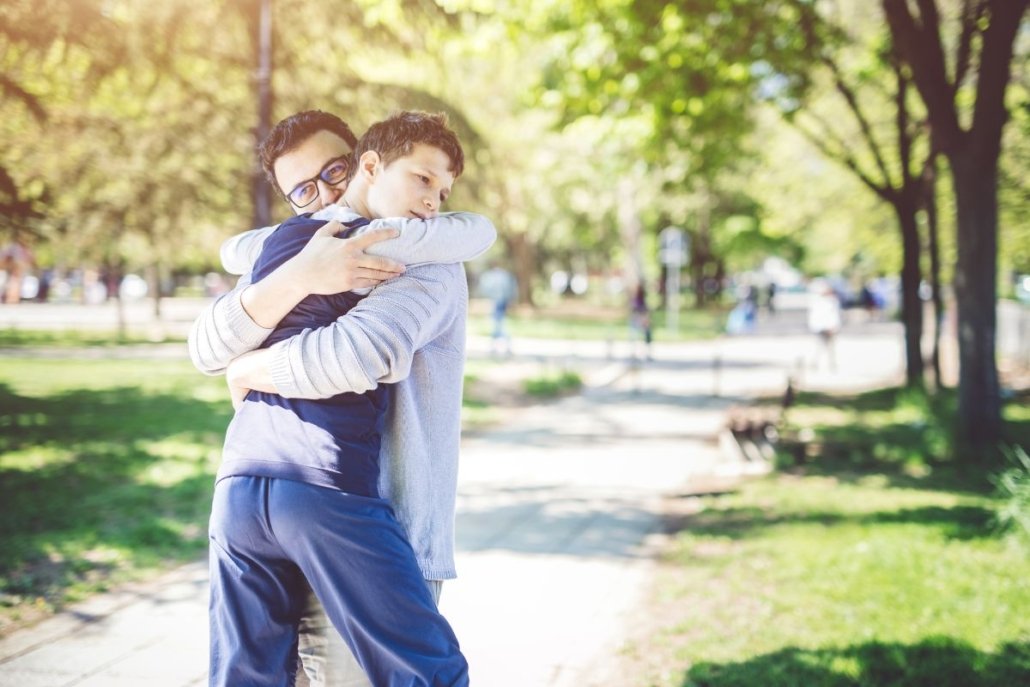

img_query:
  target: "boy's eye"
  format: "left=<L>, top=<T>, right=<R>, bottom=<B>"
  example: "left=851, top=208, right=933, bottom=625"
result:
left=418, top=175, right=430, bottom=184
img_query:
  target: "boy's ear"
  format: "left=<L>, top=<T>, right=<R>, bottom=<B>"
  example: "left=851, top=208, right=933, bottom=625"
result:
left=358, top=151, right=381, bottom=182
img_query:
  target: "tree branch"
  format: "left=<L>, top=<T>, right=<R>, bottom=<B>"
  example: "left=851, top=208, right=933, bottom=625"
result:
left=821, top=52, right=896, bottom=190
left=793, top=112, right=894, bottom=204
left=892, top=45, right=921, bottom=191
left=882, top=0, right=963, bottom=153
left=970, top=0, right=1029, bottom=155
left=954, top=0, right=988, bottom=96
left=0, top=74, right=47, bottom=123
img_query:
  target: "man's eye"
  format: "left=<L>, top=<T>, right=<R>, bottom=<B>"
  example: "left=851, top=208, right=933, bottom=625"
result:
left=290, top=184, right=317, bottom=204
left=324, top=163, right=348, bottom=182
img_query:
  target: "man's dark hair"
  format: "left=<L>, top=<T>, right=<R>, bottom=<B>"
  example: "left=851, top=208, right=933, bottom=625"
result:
left=258, top=110, right=358, bottom=190
left=353, top=111, right=464, bottom=179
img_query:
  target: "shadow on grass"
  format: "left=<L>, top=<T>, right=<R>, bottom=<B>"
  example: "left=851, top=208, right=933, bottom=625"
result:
left=0, top=382, right=231, bottom=605
left=682, top=637, right=1030, bottom=687
left=777, top=386, right=1030, bottom=496
left=681, top=502, right=997, bottom=542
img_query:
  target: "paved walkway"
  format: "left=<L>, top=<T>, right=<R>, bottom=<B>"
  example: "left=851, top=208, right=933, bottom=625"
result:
left=0, top=306, right=906, bottom=686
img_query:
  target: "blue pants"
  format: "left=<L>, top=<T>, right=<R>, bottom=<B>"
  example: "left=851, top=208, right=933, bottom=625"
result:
left=208, top=476, right=468, bottom=687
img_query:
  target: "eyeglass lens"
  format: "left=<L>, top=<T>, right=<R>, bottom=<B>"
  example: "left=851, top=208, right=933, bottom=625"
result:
left=288, top=155, right=351, bottom=207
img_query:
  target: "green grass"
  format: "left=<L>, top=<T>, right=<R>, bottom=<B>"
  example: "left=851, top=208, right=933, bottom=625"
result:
left=622, top=387, right=1030, bottom=686
left=629, top=473, right=1030, bottom=686
left=523, top=370, right=582, bottom=397
left=461, top=363, right=502, bottom=431
left=778, top=386, right=1030, bottom=476
left=0, top=328, right=183, bottom=347
left=0, top=358, right=230, bottom=630
left=466, top=306, right=725, bottom=342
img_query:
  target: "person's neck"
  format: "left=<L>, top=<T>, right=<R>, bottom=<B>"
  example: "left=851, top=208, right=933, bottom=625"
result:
left=341, top=186, right=373, bottom=219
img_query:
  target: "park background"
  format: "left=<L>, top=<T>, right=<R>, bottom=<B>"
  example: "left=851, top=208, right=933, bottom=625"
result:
left=1, top=1, right=1029, bottom=685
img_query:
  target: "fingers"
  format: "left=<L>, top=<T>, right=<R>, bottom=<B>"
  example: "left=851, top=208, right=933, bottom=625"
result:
left=315, top=220, right=345, bottom=237
left=349, top=227, right=400, bottom=248
left=358, top=255, right=405, bottom=275
left=356, top=267, right=404, bottom=281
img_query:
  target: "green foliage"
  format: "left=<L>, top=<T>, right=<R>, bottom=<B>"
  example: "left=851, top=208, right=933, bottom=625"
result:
left=0, top=0, right=1025, bottom=313
left=992, top=445, right=1030, bottom=543
left=523, top=370, right=581, bottom=397
left=536, top=0, right=827, bottom=166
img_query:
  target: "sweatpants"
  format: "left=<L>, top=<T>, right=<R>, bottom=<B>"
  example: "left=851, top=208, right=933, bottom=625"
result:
left=208, top=475, right=469, bottom=687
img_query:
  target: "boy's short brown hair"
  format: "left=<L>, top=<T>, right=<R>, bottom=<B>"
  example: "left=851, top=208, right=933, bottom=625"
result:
left=258, top=110, right=358, bottom=190
left=353, top=111, right=464, bottom=178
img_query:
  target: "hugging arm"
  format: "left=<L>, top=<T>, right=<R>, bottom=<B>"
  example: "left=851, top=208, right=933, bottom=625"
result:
left=188, top=225, right=405, bottom=374
left=226, top=264, right=461, bottom=398
left=188, top=212, right=494, bottom=376
left=354, top=212, right=496, bottom=267
left=221, top=211, right=496, bottom=275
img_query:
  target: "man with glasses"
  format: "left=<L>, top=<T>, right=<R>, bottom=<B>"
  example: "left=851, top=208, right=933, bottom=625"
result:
left=217, top=110, right=406, bottom=288
left=190, top=109, right=494, bottom=687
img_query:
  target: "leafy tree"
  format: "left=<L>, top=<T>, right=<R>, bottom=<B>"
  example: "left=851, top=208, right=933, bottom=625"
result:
left=527, top=0, right=828, bottom=304
left=782, top=6, right=933, bottom=388
left=882, top=0, right=1029, bottom=448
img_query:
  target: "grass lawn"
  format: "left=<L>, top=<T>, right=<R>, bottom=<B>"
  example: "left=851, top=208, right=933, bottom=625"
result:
left=616, top=388, right=1030, bottom=687
left=0, top=327, right=184, bottom=347
left=466, top=302, right=727, bottom=342
left=0, top=357, right=230, bottom=634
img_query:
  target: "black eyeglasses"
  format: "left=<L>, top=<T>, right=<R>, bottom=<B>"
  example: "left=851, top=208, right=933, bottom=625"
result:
left=284, top=154, right=352, bottom=208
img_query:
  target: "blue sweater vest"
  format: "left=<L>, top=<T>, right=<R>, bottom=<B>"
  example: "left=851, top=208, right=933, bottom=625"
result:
left=217, top=215, right=388, bottom=497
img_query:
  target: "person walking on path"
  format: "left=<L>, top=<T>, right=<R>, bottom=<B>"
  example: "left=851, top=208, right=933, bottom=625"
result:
left=629, top=280, right=653, bottom=360
left=807, top=280, right=843, bottom=372
left=477, top=261, right=517, bottom=356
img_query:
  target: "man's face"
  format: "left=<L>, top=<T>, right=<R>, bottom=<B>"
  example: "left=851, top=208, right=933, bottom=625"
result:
left=364, top=143, right=455, bottom=220
left=273, top=129, right=353, bottom=215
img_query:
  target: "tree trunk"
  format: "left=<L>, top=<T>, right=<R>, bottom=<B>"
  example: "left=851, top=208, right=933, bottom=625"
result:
left=896, top=195, right=925, bottom=387
left=251, top=0, right=273, bottom=228
left=923, top=153, right=944, bottom=390
left=950, top=153, right=1002, bottom=447
left=148, top=262, right=162, bottom=319
left=690, top=204, right=711, bottom=309
left=507, top=232, right=535, bottom=307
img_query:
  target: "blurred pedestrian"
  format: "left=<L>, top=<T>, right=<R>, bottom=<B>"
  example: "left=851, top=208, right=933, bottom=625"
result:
left=478, top=261, right=517, bottom=356
left=1, top=240, right=34, bottom=304
left=808, top=281, right=842, bottom=371
left=629, top=280, right=653, bottom=360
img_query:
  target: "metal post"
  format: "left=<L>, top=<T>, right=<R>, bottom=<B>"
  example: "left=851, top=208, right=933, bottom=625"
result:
left=253, top=0, right=274, bottom=228
left=667, top=263, right=680, bottom=332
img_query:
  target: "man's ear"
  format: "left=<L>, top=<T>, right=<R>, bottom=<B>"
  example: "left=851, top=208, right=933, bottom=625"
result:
left=358, top=151, right=381, bottom=182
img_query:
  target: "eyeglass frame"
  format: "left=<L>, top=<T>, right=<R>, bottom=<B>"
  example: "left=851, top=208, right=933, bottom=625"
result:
left=282, top=154, right=353, bottom=208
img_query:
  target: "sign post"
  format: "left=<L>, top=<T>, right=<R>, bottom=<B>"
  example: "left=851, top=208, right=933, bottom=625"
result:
left=659, top=226, right=688, bottom=332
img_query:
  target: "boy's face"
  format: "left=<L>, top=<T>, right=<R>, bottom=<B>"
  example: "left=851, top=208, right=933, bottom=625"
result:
left=273, top=129, right=354, bottom=214
left=363, top=143, right=455, bottom=220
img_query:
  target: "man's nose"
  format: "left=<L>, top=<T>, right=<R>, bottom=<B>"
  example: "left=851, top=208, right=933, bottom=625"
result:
left=316, top=179, right=343, bottom=208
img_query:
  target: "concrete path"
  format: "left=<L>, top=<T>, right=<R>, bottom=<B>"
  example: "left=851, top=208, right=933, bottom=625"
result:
left=0, top=305, right=907, bottom=687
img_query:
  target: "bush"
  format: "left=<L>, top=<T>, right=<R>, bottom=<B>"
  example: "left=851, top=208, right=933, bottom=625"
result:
left=523, top=370, right=582, bottom=397
left=993, top=445, right=1030, bottom=542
